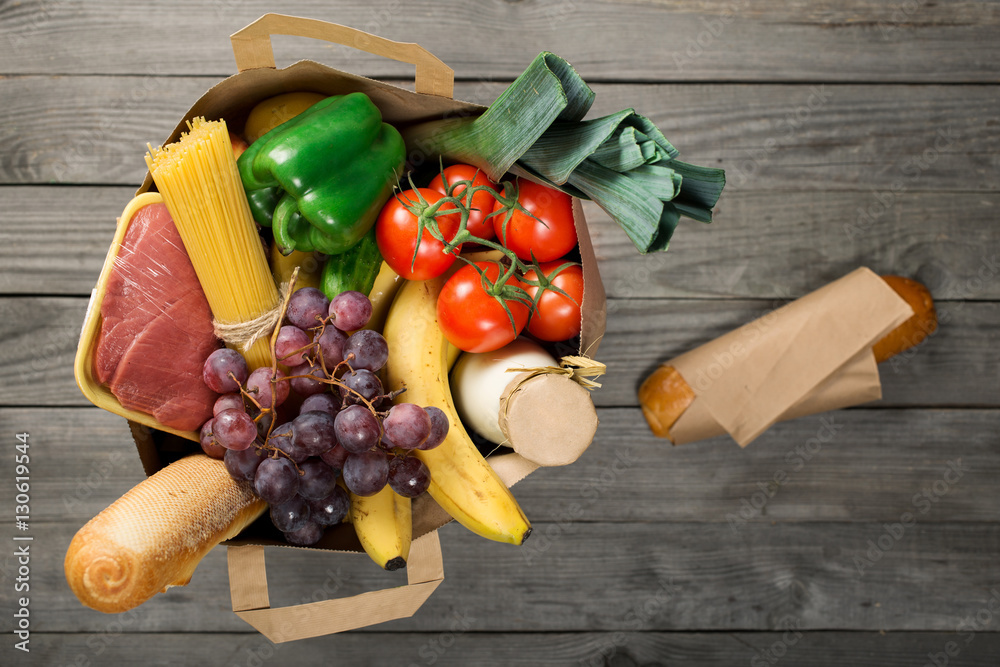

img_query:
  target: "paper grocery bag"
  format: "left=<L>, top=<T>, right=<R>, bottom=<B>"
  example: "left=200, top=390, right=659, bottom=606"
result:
left=664, top=267, right=913, bottom=446
left=99, top=14, right=608, bottom=642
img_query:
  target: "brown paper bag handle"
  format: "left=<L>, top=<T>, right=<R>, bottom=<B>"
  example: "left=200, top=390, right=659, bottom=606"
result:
left=231, top=13, right=454, bottom=98
left=226, top=531, right=445, bottom=643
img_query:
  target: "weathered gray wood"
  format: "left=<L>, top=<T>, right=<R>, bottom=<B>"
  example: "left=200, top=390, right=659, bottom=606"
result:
left=5, top=406, right=997, bottom=526
left=7, top=296, right=994, bottom=408
left=0, top=186, right=122, bottom=295
left=4, top=186, right=999, bottom=301
left=2, top=0, right=999, bottom=82
left=590, top=193, right=1000, bottom=301
left=1, top=77, right=997, bottom=192
left=0, top=297, right=88, bottom=406
left=0, top=0, right=995, bottom=659
left=26, top=631, right=1000, bottom=666
left=10, top=520, right=1000, bottom=633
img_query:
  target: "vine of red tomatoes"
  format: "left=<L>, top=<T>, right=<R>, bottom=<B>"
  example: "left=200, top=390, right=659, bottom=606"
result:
left=375, top=165, right=584, bottom=353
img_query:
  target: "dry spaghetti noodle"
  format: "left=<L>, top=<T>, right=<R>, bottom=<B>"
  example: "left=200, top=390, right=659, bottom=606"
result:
left=145, top=117, right=278, bottom=370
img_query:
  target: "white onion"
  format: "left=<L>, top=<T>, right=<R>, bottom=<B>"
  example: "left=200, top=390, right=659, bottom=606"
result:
left=450, top=338, right=557, bottom=444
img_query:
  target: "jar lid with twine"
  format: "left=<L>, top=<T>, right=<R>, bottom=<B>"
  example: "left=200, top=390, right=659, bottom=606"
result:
left=498, top=356, right=605, bottom=467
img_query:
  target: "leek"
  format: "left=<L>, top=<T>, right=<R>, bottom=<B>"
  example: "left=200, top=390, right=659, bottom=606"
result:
left=400, top=52, right=726, bottom=254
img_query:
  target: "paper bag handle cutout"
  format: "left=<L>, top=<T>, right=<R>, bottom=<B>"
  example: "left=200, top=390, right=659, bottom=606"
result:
left=227, top=531, right=445, bottom=643
left=231, top=13, right=455, bottom=98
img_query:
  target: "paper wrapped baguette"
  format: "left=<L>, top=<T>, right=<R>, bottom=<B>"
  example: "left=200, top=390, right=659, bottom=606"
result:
left=871, top=275, right=938, bottom=363
left=639, top=269, right=937, bottom=446
left=65, top=454, right=266, bottom=613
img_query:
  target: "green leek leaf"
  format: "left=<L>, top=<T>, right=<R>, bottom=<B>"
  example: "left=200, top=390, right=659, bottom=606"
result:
left=400, top=51, right=725, bottom=254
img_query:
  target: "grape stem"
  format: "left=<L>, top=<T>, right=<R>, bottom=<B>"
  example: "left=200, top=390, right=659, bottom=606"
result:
left=261, top=267, right=300, bottom=453
left=235, top=267, right=403, bottom=467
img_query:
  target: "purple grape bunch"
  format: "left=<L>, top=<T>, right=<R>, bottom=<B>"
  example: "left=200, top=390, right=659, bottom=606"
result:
left=197, top=288, right=448, bottom=547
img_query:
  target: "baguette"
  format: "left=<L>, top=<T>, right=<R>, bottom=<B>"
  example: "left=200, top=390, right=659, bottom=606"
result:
left=65, top=454, right=266, bottom=613
left=871, top=275, right=937, bottom=363
left=639, top=275, right=937, bottom=441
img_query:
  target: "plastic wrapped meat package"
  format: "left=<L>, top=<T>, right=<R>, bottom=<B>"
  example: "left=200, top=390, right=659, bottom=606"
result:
left=93, top=200, right=220, bottom=431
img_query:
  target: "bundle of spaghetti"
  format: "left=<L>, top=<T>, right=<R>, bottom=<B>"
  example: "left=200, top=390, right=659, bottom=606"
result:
left=145, top=117, right=278, bottom=370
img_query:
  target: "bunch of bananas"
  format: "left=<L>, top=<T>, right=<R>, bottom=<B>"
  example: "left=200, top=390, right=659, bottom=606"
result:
left=348, top=264, right=532, bottom=570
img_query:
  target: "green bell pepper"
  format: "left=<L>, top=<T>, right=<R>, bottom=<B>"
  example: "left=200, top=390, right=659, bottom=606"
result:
left=238, top=92, right=405, bottom=255
left=246, top=186, right=281, bottom=227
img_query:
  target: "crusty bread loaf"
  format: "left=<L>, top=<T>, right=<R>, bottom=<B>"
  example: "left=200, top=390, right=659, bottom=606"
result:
left=65, top=454, right=266, bottom=613
left=639, top=275, right=937, bottom=442
left=638, top=365, right=696, bottom=441
left=872, top=275, right=937, bottom=363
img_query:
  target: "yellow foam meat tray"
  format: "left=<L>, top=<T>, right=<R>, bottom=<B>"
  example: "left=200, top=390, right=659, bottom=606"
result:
left=74, top=192, right=201, bottom=442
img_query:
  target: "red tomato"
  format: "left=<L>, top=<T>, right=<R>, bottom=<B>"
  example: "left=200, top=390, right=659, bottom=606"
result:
left=437, top=262, right=530, bottom=353
left=522, top=261, right=584, bottom=342
left=375, top=188, right=463, bottom=280
left=493, top=178, right=577, bottom=262
left=429, top=165, right=498, bottom=242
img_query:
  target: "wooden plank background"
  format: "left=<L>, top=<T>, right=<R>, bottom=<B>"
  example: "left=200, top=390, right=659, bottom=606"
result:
left=1, top=0, right=998, bottom=664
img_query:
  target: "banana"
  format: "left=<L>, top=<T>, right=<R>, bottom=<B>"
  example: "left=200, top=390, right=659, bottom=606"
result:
left=383, top=276, right=531, bottom=545
left=445, top=341, right=461, bottom=369
left=270, top=247, right=323, bottom=291
left=366, top=261, right=403, bottom=332
left=349, top=485, right=411, bottom=571
left=271, top=254, right=398, bottom=324
left=343, top=262, right=409, bottom=572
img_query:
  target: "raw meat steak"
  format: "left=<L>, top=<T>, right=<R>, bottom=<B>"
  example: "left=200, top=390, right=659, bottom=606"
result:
left=94, top=203, right=205, bottom=383
left=109, top=299, right=220, bottom=431
left=93, top=202, right=220, bottom=430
